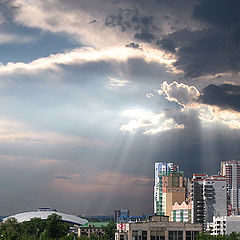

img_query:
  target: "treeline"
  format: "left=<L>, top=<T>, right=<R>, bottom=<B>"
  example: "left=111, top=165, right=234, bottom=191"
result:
left=197, top=233, right=240, bottom=240
left=0, top=213, right=115, bottom=240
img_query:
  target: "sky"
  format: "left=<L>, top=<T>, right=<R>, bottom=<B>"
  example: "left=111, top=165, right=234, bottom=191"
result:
left=0, top=0, right=240, bottom=216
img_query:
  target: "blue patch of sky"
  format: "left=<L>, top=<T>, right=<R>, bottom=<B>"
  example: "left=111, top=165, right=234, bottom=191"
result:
left=0, top=23, right=82, bottom=64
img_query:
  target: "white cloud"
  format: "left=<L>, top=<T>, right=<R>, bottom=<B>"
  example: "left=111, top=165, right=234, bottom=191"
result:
left=120, top=109, right=184, bottom=134
left=13, top=0, right=132, bottom=48
left=146, top=93, right=154, bottom=98
left=159, top=81, right=200, bottom=107
left=108, top=77, right=129, bottom=89
left=196, top=104, right=240, bottom=129
left=120, top=82, right=240, bottom=134
left=159, top=82, right=240, bottom=130
left=6, top=0, right=179, bottom=77
left=0, top=46, right=175, bottom=76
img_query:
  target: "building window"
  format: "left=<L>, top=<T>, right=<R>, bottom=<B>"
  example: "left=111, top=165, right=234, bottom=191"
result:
left=169, top=231, right=183, bottom=240
left=132, top=231, right=138, bottom=240
left=151, top=231, right=165, bottom=240
left=186, top=231, right=199, bottom=240
left=120, top=235, right=125, bottom=240
left=142, top=231, right=147, bottom=240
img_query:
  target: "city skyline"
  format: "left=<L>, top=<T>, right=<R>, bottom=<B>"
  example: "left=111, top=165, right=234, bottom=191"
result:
left=0, top=0, right=239, bottom=215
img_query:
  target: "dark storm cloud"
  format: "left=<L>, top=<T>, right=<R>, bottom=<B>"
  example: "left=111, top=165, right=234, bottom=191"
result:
left=156, top=38, right=176, bottom=53
left=200, top=84, right=240, bottom=112
left=125, top=42, right=140, bottom=49
left=105, top=8, right=156, bottom=43
left=161, top=26, right=240, bottom=78
left=155, top=0, right=240, bottom=78
left=101, top=0, right=240, bottom=77
left=102, top=0, right=240, bottom=78
left=0, top=0, right=18, bottom=22
left=134, top=31, right=155, bottom=43
left=193, top=0, right=240, bottom=29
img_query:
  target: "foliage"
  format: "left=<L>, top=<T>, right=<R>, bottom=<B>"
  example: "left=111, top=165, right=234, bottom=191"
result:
left=45, top=213, right=69, bottom=238
left=0, top=217, right=116, bottom=240
left=80, top=235, right=91, bottom=240
left=101, top=222, right=116, bottom=240
left=0, top=214, right=71, bottom=240
left=19, top=217, right=46, bottom=237
left=197, top=232, right=240, bottom=240
left=0, top=217, right=20, bottom=240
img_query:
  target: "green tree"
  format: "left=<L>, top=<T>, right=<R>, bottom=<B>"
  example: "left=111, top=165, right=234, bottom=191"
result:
left=197, top=233, right=240, bottom=240
left=45, top=213, right=70, bottom=239
left=0, top=217, right=20, bottom=240
left=79, top=235, right=91, bottom=240
left=101, top=222, right=116, bottom=240
left=19, top=217, right=46, bottom=237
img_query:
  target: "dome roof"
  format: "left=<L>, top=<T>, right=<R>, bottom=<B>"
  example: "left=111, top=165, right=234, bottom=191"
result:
left=3, top=210, right=88, bottom=226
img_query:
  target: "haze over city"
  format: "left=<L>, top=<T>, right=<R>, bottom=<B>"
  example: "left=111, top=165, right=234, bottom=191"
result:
left=0, top=0, right=239, bottom=216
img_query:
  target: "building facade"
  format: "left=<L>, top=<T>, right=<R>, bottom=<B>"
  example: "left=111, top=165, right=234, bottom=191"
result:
left=78, top=222, right=109, bottom=238
left=115, top=216, right=202, bottom=240
left=221, top=160, right=240, bottom=214
left=206, top=216, right=226, bottom=235
left=189, top=174, right=227, bottom=229
left=154, top=163, right=186, bottom=216
left=206, top=215, right=240, bottom=235
left=171, top=201, right=192, bottom=223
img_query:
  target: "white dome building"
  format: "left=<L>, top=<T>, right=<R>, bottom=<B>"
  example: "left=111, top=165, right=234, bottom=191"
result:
left=3, top=208, right=88, bottom=226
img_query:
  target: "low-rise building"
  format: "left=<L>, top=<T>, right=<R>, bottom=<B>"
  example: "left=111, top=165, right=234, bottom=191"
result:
left=206, top=216, right=226, bottom=235
left=206, top=215, right=240, bottom=235
left=78, top=222, right=109, bottom=238
left=115, top=216, right=202, bottom=240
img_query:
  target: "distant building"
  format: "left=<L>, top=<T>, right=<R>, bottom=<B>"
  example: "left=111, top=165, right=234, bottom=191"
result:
left=114, top=210, right=130, bottom=223
left=78, top=214, right=114, bottom=222
left=78, top=222, right=109, bottom=238
left=188, top=174, right=227, bottom=229
left=154, top=163, right=186, bottom=217
left=206, top=215, right=240, bottom=235
left=221, top=160, right=240, bottom=214
left=171, top=201, right=192, bottom=223
left=115, top=215, right=202, bottom=240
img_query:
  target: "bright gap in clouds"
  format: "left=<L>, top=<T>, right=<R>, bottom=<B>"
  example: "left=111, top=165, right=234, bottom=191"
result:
left=119, top=81, right=240, bottom=177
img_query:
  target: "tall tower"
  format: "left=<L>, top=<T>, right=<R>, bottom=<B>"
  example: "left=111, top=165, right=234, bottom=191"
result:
left=221, top=160, right=240, bottom=214
left=154, top=162, right=186, bottom=216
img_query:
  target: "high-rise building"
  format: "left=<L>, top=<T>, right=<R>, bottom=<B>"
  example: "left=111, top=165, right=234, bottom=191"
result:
left=154, top=162, right=186, bottom=217
left=221, top=160, right=240, bottom=214
left=189, top=174, right=227, bottom=229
